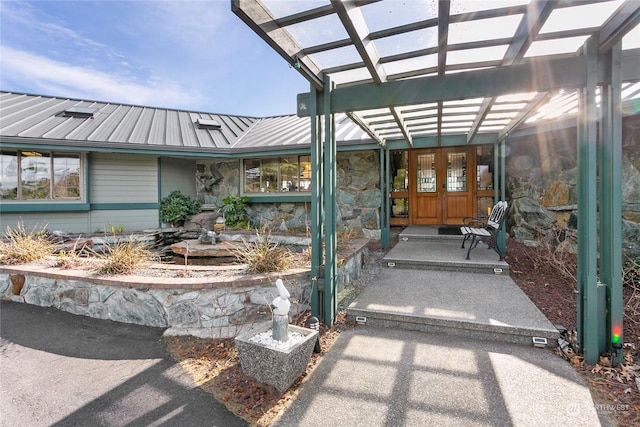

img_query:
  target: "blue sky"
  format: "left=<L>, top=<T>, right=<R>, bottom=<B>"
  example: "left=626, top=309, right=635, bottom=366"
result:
left=0, top=0, right=310, bottom=117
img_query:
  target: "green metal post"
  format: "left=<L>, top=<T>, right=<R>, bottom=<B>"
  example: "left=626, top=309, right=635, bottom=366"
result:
left=309, top=85, right=323, bottom=318
left=577, top=36, right=603, bottom=364
left=497, top=140, right=506, bottom=252
left=599, top=41, right=624, bottom=359
left=380, top=146, right=390, bottom=249
left=323, top=76, right=337, bottom=325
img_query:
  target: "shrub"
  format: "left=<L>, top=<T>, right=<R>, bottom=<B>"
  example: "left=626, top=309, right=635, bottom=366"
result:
left=234, top=228, right=295, bottom=273
left=220, top=196, right=249, bottom=227
left=93, top=236, right=156, bottom=275
left=160, top=190, right=201, bottom=226
left=0, top=221, right=55, bottom=265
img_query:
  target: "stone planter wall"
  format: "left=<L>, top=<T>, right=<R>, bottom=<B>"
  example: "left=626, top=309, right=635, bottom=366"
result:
left=0, top=239, right=370, bottom=336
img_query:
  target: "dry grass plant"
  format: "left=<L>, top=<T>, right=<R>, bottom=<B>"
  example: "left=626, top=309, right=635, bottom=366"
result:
left=526, top=225, right=578, bottom=283
left=0, top=221, right=55, bottom=265
left=233, top=227, right=296, bottom=273
left=55, top=238, right=97, bottom=270
left=623, top=253, right=640, bottom=326
left=91, top=235, right=157, bottom=275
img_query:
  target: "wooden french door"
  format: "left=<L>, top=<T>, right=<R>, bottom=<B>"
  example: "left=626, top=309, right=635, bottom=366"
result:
left=410, top=147, right=474, bottom=225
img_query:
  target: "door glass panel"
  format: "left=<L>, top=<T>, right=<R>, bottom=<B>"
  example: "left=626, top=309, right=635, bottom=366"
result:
left=416, top=153, right=436, bottom=193
left=478, top=196, right=493, bottom=217
left=476, top=145, right=494, bottom=190
left=391, top=197, right=408, bottom=218
left=391, top=150, right=408, bottom=192
left=446, top=151, right=466, bottom=192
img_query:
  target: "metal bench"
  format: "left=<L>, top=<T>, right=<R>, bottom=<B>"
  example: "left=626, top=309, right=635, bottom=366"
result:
left=460, top=201, right=509, bottom=260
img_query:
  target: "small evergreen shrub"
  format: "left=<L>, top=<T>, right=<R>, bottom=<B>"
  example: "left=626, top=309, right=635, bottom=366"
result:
left=160, top=190, right=201, bottom=226
left=220, top=196, right=249, bottom=227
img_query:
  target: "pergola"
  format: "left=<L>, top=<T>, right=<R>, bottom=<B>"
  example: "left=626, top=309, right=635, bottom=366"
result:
left=232, top=0, right=640, bottom=364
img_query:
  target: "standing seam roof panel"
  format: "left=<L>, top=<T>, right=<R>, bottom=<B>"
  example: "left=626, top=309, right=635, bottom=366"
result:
left=147, top=109, right=167, bottom=145
left=65, top=102, right=110, bottom=141
left=0, top=95, right=53, bottom=122
left=177, top=111, right=200, bottom=148
left=191, top=113, right=218, bottom=148
left=108, top=106, right=144, bottom=143
left=129, top=108, right=155, bottom=144
left=86, top=105, right=132, bottom=142
left=1, top=98, right=70, bottom=135
left=165, top=110, right=181, bottom=146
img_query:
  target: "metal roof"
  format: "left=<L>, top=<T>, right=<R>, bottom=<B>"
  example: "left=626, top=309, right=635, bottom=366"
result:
left=0, top=91, right=369, bottom=154
left=232, top=0, right=640, bottom=145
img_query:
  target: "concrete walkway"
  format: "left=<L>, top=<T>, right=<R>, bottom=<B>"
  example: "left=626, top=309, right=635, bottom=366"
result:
left=276, top=231, right=607, bottom=426
left=274, top=326, right=606, bottom=426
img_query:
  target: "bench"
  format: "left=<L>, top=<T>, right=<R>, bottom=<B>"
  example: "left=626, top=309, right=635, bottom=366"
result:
left=460, top=201, right=509, bottom=261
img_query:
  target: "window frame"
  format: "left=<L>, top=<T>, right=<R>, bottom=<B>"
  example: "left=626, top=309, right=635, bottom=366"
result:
left=242, top=155, right=311, bottom=195
left=0, top=150, right=83, bottom=201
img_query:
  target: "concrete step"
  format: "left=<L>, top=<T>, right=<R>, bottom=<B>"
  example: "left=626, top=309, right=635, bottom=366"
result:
left=346, top=267, right=559, bottom=348
left=384, top=240, right=509, bottom=275
left=346, top=307, right=559, bottom=347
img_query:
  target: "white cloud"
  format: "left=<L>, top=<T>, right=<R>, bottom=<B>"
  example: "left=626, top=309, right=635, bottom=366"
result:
left=1, top=46, right=204, bottom=109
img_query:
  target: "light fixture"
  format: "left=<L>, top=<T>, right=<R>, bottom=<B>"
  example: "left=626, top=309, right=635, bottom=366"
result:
left=292, top=55, right=301, bottom=70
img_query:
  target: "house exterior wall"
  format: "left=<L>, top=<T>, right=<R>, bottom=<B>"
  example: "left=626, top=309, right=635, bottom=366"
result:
left=89, top=153, right=157, bottom=203
left=87, top=153, right=159, bottom=232
left=0, top=212, right=90, bottom=234
left=160, top=157, right=197, bottom=199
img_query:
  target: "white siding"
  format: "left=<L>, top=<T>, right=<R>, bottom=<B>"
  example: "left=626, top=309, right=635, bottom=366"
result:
left=89, top=153, right=158, bottom=203
left=160, top=157, right=197, bottom=198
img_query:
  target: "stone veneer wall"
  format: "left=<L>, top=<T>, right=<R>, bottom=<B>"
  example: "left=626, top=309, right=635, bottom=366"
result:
left=505, top=117, right=640, bottom=256
left=195, top=151, right=381, bottom=239
left=0, top=240, right=370, bottom=336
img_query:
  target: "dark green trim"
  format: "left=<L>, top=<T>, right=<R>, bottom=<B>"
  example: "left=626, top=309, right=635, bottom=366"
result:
left=246, top=195, right=311, bottom=203
left=157, top=158, right=162, bottom=226
left=0, top=203, right=90, bottom=213
left=84, top=153, right=90, bottom=207
left=1, top=139, right=379, bottom=159
left=90, top=203, right=158, bottom=210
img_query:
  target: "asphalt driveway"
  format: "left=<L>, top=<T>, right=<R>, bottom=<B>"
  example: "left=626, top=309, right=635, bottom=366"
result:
left=0, top=301, right=246, bottom=427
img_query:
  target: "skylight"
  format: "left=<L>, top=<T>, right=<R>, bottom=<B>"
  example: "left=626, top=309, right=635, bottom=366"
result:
left=63, top=106, right=97, bottom=118
left=196, top=118, right=222, bottom=130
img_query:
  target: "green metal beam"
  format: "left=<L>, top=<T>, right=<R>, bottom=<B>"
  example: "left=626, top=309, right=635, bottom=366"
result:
left=297, top=50, right=640, bottom=117
left=599, top=41, right=624, bottom=363
left=577, top=36, right=604, bottom=365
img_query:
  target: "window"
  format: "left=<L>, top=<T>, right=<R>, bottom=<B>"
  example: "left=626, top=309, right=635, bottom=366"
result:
left=0, top=151, right=81, bottom=200
left=243, top=155, right=311, bottom=193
